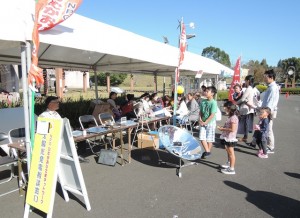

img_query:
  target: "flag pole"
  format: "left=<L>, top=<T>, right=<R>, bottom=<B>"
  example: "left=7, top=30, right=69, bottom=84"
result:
left=228, top=56, right=241, bottom=102
left=172, top=18, right=183, bottom=125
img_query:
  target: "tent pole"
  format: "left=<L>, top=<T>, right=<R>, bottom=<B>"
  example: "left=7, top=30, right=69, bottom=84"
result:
left=93, top=66, right=98, bottom=100
left=21, top=42, right=31, bottom=173
left=173, top=69, right=178, bottom=126
left=154, top=72, right=158, bottom=92
left=26, top=41, right=36, bottom=155
left=163, top=76, right=166, bottom=97
left=106, top=73, right=111, bottom=93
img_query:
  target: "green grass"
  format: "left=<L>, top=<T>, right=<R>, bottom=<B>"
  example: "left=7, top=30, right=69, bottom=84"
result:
left=46, top=74, right=173, bottom=100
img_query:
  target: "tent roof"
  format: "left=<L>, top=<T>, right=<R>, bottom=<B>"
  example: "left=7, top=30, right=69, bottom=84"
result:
left=0, top=2, right=233, bottom=77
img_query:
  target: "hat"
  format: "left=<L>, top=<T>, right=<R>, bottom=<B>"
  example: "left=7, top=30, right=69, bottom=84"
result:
left=45, top=96, right=59, bottom=107
left=140, top=93, right=150, bottom=99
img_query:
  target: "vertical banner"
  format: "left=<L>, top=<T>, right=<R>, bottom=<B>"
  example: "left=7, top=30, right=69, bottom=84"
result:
left=28, top=0, right=83, bottom=86
left=228, top=57, right=241, bottom=102
left=26, top=117, right=63, bottom=214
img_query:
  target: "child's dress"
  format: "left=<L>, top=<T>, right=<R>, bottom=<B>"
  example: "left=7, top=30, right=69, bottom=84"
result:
left=220, top=115, right=239, bottom=144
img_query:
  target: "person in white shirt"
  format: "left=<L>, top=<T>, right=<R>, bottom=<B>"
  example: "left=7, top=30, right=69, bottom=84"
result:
left=261, top=69, right=279, bottom=153
left=235, top=75, right=255, bottom=142
left=39, top=96, right=61, bottom=119
left=175, top=95, right=189, bottom=124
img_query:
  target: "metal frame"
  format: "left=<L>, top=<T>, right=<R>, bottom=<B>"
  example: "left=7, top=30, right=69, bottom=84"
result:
left=78, top=115, right=107, bottom=155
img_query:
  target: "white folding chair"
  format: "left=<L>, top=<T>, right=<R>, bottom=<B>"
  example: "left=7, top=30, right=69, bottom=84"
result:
left=132, top=108, right=151, bottom=145
left=98, top=112, right=121, bottom=149
left=79, top=115, right=107, bottom=155
left=7, top=128, right=27, bottom=190
left=98, top=112, right=115, bottom=126
left=179, top=114, right=199, bottom=136
left=0, top=131, right=18, bottom=190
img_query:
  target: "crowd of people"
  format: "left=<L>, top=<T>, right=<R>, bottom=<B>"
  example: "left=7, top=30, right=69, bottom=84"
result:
left=40, top=69, right=279, bottom=175
left=217, top=69, right=279, bottom=175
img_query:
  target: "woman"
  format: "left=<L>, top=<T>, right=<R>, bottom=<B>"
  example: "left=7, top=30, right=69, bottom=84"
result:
left=121, top=94, right=136, bottom=119
left=235, top=75, right=255, bottom=142
left=175, top=95, right=189, bottom=124
left=107, top=91, right=121, bottom=120
left=186, top=93, right=200, bottom=122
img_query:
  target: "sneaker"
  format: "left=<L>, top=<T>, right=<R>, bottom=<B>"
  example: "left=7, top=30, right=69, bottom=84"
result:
left=221, top=168, right=235, bottom=175
left=220, top=161, right=230, bottom=169
left=266, top=148, right=275, bottom=154
left=257, top=149, right=263, bottom=156
left=258, top=153, right=268, bottom=158
left=172, top=149, right=181, bottom=156
left=205, top=152, right=211, bottom=158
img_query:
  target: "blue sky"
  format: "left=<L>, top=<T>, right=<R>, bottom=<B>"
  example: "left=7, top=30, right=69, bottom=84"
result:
left=76, top=0, right=300, bottom=67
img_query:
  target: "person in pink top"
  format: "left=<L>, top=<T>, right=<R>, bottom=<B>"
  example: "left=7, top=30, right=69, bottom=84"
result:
left=217, top=101, right=239, bottom=175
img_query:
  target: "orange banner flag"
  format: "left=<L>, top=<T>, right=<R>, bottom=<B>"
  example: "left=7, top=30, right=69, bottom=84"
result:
left=29, top=0, right=82, bottom=86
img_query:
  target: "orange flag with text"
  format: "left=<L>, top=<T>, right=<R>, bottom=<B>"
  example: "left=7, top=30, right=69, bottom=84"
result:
left=29, top=0, right=82, bottom=86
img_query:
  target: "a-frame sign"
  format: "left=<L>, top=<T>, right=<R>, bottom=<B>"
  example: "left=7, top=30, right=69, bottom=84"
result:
left=24, top=118, right=91, bottom=218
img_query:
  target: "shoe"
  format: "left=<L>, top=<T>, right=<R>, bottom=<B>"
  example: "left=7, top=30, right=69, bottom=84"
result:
left=258, top=153, right=268, bottom=158
left=221, top=168, right=236, bottom=175
left=78, top=156, right=90, bottom=163
left=248, top=142, right=256, bottom=148
left=257, top=149, right=263, bottom=156
left=201, top=152, right=207, bottom=159
left=220, top=161, right=230, bottom=169
left=172, top=149, right=181, bottom=156
left=266, top=148, right=275, bottom=154
left=205, top=152, right=211, bottom=158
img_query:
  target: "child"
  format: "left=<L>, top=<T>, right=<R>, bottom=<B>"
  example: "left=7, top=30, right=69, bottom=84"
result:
left=233, top=84, right=243, bottom=102
left=217, top=101, right=239, bottom=175
left=252, top=107, right=272, bottom=158
left=199, top=86, right=218, bottom=159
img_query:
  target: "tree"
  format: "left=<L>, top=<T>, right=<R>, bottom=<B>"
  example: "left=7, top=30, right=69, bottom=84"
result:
left=202, top=46, right=231, bottom=67
left=90, top=72, right=127, bottom=86
left=242, top=60, right=268, bottom=84
left=277, top=57, right=300, bottom=87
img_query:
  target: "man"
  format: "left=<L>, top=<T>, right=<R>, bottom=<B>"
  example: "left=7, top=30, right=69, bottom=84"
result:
left=261, top=69, right=279, bottom=153
left=39, top=96, right=61, bottom=118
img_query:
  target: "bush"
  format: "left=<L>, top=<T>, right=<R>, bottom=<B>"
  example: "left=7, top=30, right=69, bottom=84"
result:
left=35, top=97, right=92, bottom=128
left=216, top=91, right=229, bottom=101
left=256, top=84, right=268, bottom=93
left=281, top=88, right=300, bottom=94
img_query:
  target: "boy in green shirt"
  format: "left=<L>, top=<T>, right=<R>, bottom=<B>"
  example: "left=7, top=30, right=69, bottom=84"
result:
left=199, top=86, right=218, bottom=159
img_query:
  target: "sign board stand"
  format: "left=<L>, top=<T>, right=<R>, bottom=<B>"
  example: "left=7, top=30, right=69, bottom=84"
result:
left=24, top=118, right=91, bottom=218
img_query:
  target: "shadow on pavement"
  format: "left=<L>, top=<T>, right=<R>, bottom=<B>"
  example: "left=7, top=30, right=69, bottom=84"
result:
left=224, top=181, right=300, bottom=218
left=284, top=172, right=300, bottom=179
left=131, top=148, right=181, bottom=168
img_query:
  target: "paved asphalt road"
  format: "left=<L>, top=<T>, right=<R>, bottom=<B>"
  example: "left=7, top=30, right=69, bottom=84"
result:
left=0, top=95, right=299, bottom=218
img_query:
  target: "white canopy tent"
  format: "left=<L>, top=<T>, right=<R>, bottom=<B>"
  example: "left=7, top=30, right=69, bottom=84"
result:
left=0, top=0, right=233, bottom=175
left=0, top=1, right=233, bottom=76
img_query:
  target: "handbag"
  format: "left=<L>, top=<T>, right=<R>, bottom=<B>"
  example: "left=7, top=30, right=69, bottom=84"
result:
left=216, top=107, right=222, bottom=121
left=97, top=149, right=118, bottom=166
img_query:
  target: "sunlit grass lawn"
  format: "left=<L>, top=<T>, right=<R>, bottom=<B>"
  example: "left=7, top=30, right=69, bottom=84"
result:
left=51, top=74, right=173, bottom=100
